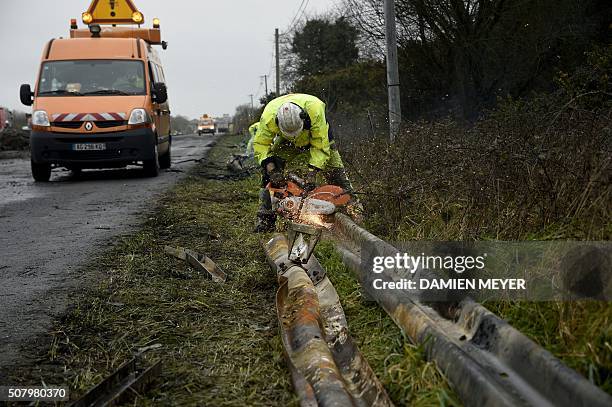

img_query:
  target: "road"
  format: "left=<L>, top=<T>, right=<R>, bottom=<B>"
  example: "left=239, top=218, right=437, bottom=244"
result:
left=0, top=134, right=215, bottom=371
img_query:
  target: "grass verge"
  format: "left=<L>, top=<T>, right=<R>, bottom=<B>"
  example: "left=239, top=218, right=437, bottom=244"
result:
left=7, top=135, right=295, bottom=406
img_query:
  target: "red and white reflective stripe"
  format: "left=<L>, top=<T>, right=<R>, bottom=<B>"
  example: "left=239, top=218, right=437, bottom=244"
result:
left=51, top=112, right=127, bottom=122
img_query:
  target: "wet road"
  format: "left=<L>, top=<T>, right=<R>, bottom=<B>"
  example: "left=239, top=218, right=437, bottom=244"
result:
left=0, top=134, right=216, bottom=370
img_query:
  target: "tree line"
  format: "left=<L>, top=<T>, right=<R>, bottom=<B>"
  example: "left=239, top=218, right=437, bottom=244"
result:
left=284, top=0, right=610, bottom=121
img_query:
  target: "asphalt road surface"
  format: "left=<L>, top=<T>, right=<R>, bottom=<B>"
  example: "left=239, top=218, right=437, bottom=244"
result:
left=0, top=133, right=216, bottom=371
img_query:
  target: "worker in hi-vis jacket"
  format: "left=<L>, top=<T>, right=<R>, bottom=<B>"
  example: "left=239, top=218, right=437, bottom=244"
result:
left=253, top=93, right=362, bottom=232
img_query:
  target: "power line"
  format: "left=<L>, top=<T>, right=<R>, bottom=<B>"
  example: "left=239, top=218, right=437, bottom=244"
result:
left=276, top=29, right=281, bottom=95
left=254, top=52, right=275, bottom=101
left=285, top=0, right=309, bottom=33
left=254, top=1, right=310, bottom=106
left=287, top=0, right=306, bottom=29
left=294, top=0, right=310, bottom=26
left=267, top=50, right=275, bottom=81
left=254, top=79, right=263, bottom=100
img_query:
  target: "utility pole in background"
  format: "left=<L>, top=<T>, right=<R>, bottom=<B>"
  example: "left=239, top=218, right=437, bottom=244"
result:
left=261, top=75, right=269, bottom=97
left=248, top=94, right=254, bottom=121
left=384, top=0, right=401, bottom=143
left=275, top=28, right=281, bottom=96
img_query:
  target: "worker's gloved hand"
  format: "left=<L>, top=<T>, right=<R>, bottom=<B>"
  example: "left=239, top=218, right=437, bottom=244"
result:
left=269, top=172, right=286, bottom=188
left=261, top=156, right=286, bottom=187
left=265, top=161, right=276, bottom=174
left=261, top=156, right=285, bottom=175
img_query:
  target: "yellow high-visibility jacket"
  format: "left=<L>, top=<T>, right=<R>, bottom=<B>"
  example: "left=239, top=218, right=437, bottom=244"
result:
left=246, top=122, right=259, bottom=156
left=254, top=93, right=331, bottom=169
left=248, top=122, right=259, bottom=138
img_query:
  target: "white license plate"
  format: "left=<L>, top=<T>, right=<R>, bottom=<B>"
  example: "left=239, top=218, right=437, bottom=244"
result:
left=72, top=143, right=106, bottom=151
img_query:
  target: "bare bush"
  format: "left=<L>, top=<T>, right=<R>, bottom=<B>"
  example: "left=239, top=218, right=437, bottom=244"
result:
left=341, top=103, right=610, bottom=240
left=337, top=46, right=612, bottom=239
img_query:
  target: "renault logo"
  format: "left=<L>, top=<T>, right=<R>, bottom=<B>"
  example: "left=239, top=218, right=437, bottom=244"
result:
left=84, top=122, right=94, bottom=131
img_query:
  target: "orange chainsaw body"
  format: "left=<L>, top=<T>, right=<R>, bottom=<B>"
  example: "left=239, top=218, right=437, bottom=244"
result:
left=267, top=182, right=351, bottom=207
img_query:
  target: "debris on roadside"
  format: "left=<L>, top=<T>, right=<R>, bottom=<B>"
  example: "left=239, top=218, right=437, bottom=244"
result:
left=164, top=245, right=227, bottom=282
left=71, top=358, right=161, bottom=407
left=136, top=343, right=163, bottom=355
left=0, top=128, right=30, bottom=152
left=198, top=172, right=252, bottom=181
left=226, top=153, right=255, bottom=173
left=172, top=158, right=204, bottom=165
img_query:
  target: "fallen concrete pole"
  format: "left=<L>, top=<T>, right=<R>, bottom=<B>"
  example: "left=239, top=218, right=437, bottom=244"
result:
left=333, top=213, right=612, bottom=407
left=264, top=234, right=393, bottom=407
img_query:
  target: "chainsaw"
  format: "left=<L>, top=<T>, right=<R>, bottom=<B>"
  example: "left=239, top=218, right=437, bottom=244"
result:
left=266, top=173, right=351, bottom=228
left=266, top=173, right=351, bottom=273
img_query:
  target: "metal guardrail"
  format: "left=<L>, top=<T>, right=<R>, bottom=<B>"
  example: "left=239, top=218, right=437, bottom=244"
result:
left=264, top=234, right=393, bottom=407
left=332, top=213, right=612, bottom=407
left=70, top=358, right=161, bottom=407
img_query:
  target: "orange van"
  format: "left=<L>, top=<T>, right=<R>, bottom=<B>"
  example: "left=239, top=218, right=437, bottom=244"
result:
left=20, top=23, right=171, bottom=181
left=197, top=115, right=215, bottom=136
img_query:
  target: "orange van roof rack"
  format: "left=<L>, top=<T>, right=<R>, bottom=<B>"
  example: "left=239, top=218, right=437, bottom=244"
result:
left=70, top=26, right=162, bottom=45
left=70, top=1, right=165, bottom=47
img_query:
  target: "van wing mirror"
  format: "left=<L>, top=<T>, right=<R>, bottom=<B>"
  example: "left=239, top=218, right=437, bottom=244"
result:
left=20, top=84, right=34, bottom=106
left=152, top=82, right=168, bottom=104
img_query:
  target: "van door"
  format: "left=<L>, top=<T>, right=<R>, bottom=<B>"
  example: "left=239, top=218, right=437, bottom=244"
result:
left=149, top=62, right=170, bottom=146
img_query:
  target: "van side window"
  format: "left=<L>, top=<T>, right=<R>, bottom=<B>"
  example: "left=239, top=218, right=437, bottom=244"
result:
left=157, top=65, right=166, bottom=83
left=149, top=62, right=160, bottom=84
left=155, top=65, right=163, bottom=83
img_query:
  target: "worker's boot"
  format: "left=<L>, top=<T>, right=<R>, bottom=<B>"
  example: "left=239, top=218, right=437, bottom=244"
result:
left=254, top=189, right=277, bottom=233
left=254, top=213, right=276, bottom=233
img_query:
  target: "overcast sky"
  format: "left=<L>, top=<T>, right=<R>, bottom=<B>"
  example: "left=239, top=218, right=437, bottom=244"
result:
left=0, top=0, right=338, bottom=119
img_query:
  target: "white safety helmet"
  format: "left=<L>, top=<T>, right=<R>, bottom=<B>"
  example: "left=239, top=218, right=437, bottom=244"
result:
left=276, top=102, right=304, bottom=139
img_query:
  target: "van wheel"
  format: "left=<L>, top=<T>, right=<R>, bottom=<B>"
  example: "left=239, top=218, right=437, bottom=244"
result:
left=159, top=144, right=171, bottom=169
left=31, top=161, right=51, bottom=182
left=143, top=144, right=160, bottom=177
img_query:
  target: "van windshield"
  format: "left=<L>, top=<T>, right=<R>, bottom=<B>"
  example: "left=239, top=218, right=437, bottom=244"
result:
left=37, top=60, right=146, bottom=96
